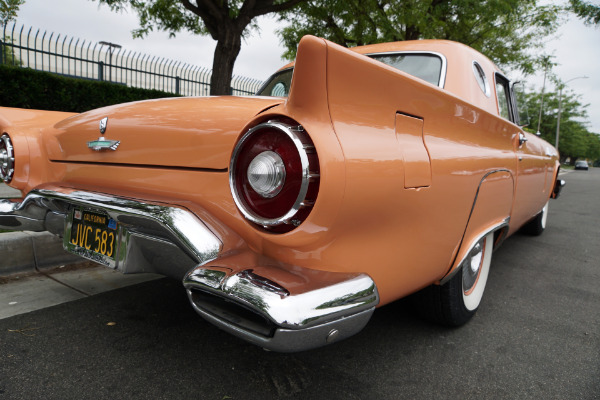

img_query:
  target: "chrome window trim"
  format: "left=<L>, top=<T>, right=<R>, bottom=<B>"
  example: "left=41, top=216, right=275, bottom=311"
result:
left=472, top=61, right=491, bottom=97
left=229, top=121, right=312, bottom=227
left=365, top=50, right=448, bottom=88
left=493, top=72, right=517, bottom=123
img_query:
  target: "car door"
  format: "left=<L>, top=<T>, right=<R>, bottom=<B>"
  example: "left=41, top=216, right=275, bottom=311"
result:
left=495, top=74, right=546, bottom=230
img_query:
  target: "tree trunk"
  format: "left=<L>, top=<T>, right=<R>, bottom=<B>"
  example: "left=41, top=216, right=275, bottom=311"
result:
left=210, top=28, right=242, bottom=96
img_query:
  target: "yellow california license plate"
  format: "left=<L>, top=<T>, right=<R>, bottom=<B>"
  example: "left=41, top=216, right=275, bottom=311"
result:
left=68, top=209, right=118, bottom=260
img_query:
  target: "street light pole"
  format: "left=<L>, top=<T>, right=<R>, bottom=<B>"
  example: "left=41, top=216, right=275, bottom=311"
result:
left=536, top=65, right=547, bottom=136
left=99, top=41, right=122, bottom=82
left=555, top=75, right=588, bottom=152
left=555, top=84, right=563, bottom=150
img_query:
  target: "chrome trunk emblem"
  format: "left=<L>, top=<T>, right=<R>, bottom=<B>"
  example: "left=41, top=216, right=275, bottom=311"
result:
left=99, top=117, right=108, bottom=134
left=87, top=137, right=120, bottom=151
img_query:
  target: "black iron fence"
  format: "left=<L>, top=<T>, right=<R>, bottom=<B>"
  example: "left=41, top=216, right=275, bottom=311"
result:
left=0, top=23, right=263, bottom=96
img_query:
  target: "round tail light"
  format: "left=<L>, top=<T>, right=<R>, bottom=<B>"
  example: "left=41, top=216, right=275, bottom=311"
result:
left=0, top=134, right=15, bottom=183
left=230, top=120, right=320, bottom=233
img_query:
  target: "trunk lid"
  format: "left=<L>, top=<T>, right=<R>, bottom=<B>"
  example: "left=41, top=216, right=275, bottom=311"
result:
left=45, top=96, right=283, bottom=170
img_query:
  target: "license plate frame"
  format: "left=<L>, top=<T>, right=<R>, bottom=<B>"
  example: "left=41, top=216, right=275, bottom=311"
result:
left=63, top=207, right=120, bottom=268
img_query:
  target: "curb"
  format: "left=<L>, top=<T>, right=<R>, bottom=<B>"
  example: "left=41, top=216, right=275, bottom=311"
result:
left=0, top=231, right=85, bottom=277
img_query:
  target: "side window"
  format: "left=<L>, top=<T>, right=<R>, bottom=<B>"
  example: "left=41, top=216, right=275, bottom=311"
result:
left=495, top=74, right=512, bottom=122
left=472, top=61, right=490, bottom=97
left=512, top=82, right=530, bottom=127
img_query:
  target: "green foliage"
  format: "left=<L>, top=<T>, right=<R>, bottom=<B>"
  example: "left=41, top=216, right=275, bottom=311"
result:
left=0, top=0, right=24, bottom=26
left=569, top=0, right=600, bottom=25
left=1, top=0, right=24, bottom=65
left=92, top=0, right=304, bottom=95
left=97, top=0, right=207, bottom=39
left=278, top=0, right=564, bottom=74
left=1, top=37, right=21, bottom=66
left=522, top=87, right=600, bottom=163
left=0, top=64, right=178, bottom=113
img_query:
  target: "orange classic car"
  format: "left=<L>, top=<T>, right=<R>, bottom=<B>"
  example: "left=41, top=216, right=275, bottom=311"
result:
left=0, top=36, right=564, bottom=352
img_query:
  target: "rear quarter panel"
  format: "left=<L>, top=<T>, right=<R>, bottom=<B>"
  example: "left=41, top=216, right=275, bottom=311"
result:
left=322, top=40, right=520, bottom=304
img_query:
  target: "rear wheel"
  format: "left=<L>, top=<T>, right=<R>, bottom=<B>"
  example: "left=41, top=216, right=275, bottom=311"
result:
left=522, top=201, right=548, bottom=236
left=414, top=232, right=494, bottom=326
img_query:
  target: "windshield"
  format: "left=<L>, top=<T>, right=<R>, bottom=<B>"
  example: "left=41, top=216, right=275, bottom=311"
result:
left=257, top=53, right=444, bottom=97
left=256, top=68, right=294, bottom=97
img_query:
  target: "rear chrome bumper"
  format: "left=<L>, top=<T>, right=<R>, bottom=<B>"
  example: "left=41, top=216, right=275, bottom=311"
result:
left=1, top=185, right=379, bottom=351
left=0, top=186, right=221, bottom=279
left=184, top=262, right=378, bottom=352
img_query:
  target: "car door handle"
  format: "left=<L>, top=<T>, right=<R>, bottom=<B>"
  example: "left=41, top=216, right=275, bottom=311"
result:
left=519, top=132, right=528, bottom=146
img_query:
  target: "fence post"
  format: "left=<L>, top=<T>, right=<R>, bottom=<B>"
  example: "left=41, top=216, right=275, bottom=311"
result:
left=0, top=39, right=4, bottom=65
left=175, top=76, right=180, bottom=95
left=98, top=61, right=104, bottom=81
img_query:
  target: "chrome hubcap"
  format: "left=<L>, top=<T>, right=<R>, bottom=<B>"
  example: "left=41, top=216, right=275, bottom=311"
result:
left=462, top=238, right=485, bottom=294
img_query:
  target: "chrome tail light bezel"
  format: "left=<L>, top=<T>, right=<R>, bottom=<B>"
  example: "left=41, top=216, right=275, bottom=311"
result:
left=0, top=133, right=15, bottom=183
left=229, top=120, right=320, bottom=232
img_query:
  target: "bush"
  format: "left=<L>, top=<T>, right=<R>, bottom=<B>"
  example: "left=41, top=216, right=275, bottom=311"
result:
left=0, top=65, right=179, bottom=113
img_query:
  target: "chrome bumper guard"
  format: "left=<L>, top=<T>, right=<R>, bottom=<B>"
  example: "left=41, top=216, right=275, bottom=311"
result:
left=184, top=265, right=379, bottom=352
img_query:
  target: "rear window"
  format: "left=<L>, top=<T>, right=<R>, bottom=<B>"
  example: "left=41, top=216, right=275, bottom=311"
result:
left=257, top=53, right=444, bottom=97
left=369, top=53, right=443, bottom=86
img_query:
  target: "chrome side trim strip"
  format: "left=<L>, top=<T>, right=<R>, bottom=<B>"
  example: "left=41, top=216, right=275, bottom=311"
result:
left=439, top=218, right=510, bottom=286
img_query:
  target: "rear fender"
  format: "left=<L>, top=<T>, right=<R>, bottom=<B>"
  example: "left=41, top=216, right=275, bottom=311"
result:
left=440, top=170, right=514, bottom=284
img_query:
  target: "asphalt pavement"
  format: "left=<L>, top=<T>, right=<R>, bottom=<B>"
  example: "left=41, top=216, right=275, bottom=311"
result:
left=0, top=169, right=598, bottom=399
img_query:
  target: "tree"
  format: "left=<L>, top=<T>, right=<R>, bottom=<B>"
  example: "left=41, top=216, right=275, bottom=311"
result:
left=278, top=0, right=563, bottom=74
left=522, top=87, right=600, bottom=163
left=1, top=0, right=25, bottom=65
left=0, top=0, right=24, bottom=26
left=570, top=0, right=600, bottom=25
left=94, top=0, right=304, bottom=95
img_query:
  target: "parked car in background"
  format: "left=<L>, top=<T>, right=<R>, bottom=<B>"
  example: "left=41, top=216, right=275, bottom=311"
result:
left=0, top=36, right=565, bottom=352
left=575, top=160, right=589, bottom=170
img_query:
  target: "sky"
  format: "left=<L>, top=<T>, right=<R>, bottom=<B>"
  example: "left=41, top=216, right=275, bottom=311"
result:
left=11, top=0, right=600, bottom=133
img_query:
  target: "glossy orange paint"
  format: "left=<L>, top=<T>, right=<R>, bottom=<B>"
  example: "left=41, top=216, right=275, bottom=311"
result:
left=0, top=36, right=559, bottom=307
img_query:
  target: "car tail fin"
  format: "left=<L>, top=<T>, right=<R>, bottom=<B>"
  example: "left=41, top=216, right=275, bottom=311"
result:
left=286, top=36, right=331, bottom=122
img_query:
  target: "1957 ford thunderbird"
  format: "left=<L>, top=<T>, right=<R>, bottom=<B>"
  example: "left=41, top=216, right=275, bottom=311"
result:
left=0, top=36, right=564, bottom=352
